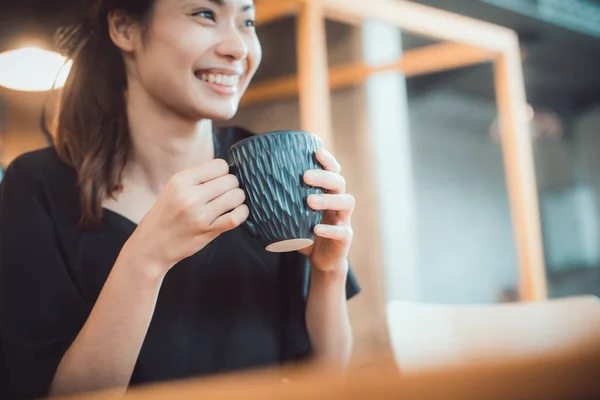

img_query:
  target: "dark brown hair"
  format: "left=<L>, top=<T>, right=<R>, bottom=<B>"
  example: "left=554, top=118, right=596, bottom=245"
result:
left=54, top=0, right=154, bottom=229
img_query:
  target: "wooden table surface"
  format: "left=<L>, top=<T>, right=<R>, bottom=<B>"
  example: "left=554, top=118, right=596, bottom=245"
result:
left=56, top=347, right=600, bottom=400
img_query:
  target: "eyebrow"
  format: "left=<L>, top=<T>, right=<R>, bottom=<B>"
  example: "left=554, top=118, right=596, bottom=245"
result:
left=206, top=0, right=255, bottom=12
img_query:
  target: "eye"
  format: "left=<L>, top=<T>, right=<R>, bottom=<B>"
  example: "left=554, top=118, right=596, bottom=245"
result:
left=192, top=10, right=216, bottom=21
left=242, top=19, right=256, bottom=28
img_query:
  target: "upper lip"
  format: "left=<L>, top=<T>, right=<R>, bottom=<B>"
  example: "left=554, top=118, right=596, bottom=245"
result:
left=195, top=67, right=244, bottom=76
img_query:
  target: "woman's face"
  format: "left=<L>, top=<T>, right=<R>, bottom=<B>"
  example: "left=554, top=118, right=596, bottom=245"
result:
left=122, top=0, right=261, bottom=121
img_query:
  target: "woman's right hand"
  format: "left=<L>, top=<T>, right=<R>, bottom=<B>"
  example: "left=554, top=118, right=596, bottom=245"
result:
left=120, top=159, right=248, bottom=277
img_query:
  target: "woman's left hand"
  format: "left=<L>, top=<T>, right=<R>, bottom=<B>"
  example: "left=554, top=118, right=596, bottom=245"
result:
left=299, top=148, right=355, bottom=272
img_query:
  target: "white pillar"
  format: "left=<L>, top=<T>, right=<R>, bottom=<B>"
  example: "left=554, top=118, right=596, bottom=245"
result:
left=361, top=21, right=420, bottom=302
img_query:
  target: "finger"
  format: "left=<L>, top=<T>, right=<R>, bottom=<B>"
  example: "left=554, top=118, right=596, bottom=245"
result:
left=304, top=170, right=346, bottom=194
left=316, top=148, right=341, bottom=174
left=196, top=173, right=240, bottom=203
left=173, top=158, right=230, bottom=185
left=314, top=224, right=353, bottom=242
left=210, top=204, right=250, bottom=233
left=308, top=193, right=355, bottom=220
left=205, top=188, right=246, bottom=221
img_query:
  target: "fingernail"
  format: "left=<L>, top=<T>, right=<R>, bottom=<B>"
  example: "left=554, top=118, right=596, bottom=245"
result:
left=306, top=171, right=319, bottom=182
left=311, top=195, right=324, bottom=207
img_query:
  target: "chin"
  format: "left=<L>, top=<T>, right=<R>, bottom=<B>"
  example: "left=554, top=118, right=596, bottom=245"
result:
left=194, top=103, right=239, bottom=122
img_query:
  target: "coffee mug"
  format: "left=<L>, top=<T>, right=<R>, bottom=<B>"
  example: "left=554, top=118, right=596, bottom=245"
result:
left=228, top=130, right=324, bottom=252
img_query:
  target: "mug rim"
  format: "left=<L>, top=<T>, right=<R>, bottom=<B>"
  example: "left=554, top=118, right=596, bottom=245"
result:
left=229, top=129, right=323, bottom=150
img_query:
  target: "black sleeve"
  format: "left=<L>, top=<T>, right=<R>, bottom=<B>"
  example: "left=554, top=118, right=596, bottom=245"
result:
left=0, top=161, right=89, bottom=399
left=344, top=264, right=361, bottom=299
left=278, top=252, right=360, bottom=363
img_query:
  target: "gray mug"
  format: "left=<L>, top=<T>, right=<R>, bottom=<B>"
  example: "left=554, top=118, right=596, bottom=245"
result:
left=228, top=130, right=324, bottom=252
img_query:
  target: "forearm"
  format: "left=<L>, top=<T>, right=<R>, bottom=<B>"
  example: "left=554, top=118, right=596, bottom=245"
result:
left=305, top=262, right=353, bottom=370
left=50, top=252, right=165, bottom=397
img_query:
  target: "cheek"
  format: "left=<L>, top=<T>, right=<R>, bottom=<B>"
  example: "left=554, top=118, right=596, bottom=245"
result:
left=144, top=25, right=200, bottom=74
left=247, top=37, right=263, bottom=77
left=138, top=39, right=196, bottom=88
left=134, top=51, right=188, bottom=106
left=139, top=50, right=176, bottom=85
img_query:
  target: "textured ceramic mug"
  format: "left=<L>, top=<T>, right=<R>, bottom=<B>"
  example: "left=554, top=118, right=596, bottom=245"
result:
left=228, top=130, right=324, bottom=252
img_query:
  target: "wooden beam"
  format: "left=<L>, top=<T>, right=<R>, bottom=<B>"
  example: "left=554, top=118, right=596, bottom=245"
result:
left=494, top=41, right=548, bottom=301
left=299, top=0, right=514, bottom=53
left=255, top=0, right=299, bottom=25
left=296, top=0, right=333, bottom=149
left=397, top=42, right=495, bottom=77
left=254, top=0, right=514, bottom=53
left=329, top=43, right=494, bottom=87
left=242, top=77, right=298, bottom=106
left=241, top=43, right=494, bottom=106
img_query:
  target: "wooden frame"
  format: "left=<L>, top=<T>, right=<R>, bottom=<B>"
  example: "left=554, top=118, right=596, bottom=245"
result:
left=251, top=0, right=547, bottom=301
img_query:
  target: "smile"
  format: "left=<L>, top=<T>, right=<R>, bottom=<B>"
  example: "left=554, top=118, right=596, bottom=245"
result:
left=194, top=70, right=242, bottom=97
left=197, top=72, right=240, bottom=87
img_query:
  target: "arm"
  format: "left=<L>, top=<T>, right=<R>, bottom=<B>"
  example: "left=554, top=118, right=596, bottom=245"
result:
left=300, top=148, right=358, bottom=372
left=49, top=252, right=164, bottom=396
left=1, top=158, right=246, bottom=397
left=51, top=160, right=248, bottom=396
left=305, top=261, right=353, bottom=370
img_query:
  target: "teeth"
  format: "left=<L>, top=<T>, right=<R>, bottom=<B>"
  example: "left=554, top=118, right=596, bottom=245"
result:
left=198, top=72, right=240, bottom=87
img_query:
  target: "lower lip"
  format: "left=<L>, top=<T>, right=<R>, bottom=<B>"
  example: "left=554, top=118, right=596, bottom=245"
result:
left=197, top=77, right=239, bottom=96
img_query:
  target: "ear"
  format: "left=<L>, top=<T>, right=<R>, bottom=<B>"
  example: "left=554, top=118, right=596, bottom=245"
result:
left=107, top=10, right=138, bottom=52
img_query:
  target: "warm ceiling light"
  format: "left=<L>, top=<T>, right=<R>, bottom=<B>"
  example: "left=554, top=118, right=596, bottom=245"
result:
left=0, top=47, right=72, bottom=92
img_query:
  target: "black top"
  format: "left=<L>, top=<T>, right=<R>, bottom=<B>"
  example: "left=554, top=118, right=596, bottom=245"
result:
left=0, top=126, right=360, bottom=399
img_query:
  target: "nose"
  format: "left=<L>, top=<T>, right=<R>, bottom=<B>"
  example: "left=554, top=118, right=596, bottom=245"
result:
left=216, top=27, right=249, bottom=62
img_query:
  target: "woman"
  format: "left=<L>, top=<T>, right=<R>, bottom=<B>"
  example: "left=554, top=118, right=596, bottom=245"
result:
left=0, top=0, right=360, bottom=398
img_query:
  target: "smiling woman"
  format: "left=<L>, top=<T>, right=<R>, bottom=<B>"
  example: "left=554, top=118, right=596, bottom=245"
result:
left=53, top=0, right=262, bottom=227
left=0, top=0, right=359, bottom=398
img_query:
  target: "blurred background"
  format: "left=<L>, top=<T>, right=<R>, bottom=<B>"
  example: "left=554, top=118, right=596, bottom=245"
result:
left=1, top=0, right=600, bottom=360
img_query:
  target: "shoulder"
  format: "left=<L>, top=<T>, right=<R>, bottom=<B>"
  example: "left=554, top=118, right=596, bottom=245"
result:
left=2, top=147, right=75, bottom=191
left=1, top=147, right=78, bottom=215
left=5, top=147, right=69, bottom=178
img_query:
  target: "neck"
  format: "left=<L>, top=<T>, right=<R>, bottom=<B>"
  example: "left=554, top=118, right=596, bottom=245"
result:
left=124, top=83, right=216, bottom=194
